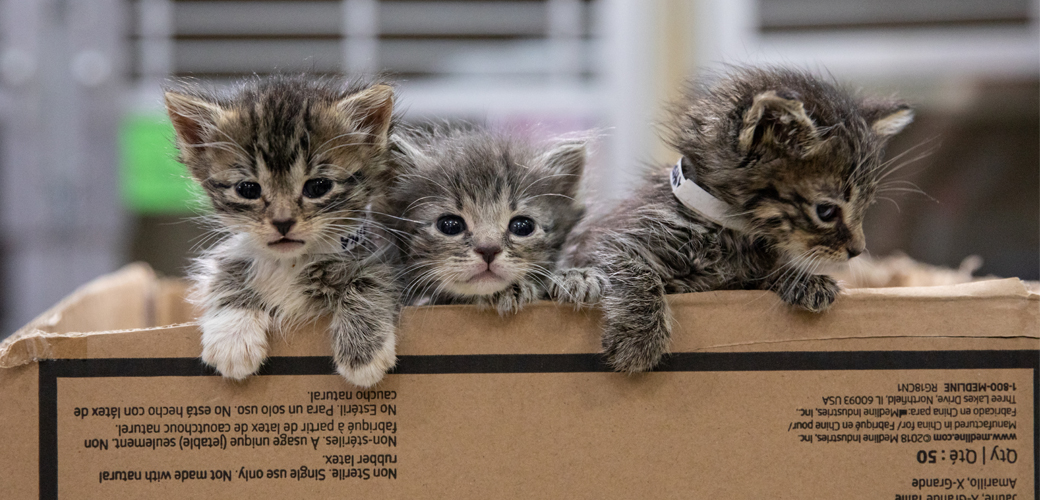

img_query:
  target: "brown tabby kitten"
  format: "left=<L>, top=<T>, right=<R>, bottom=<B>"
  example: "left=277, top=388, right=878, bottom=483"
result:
left=562, top=68, right=914, bottom=372
left=165, top=75, right=400, bottom=387
left=388, top=126, right=587, bottom=314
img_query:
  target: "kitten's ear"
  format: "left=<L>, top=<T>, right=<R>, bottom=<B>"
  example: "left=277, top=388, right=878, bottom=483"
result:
left=541, top=140, right=587, bottom=197
left=337, top=84, right=394, bottom=150
left=164, top=91, right=224, bottom=148
left=861, top=99, right=914, bottom=137
left=738, top=91, right=820, bottom=158
left=390, top=133, right=425, bottom=162
left=388, top=133, right=427, bottom=172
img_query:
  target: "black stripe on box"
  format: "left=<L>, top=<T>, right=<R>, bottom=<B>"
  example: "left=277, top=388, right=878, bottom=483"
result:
left=38, top=350, right=1039, bottom=499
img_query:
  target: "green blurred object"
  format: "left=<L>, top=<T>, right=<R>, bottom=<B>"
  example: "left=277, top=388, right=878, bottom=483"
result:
left=119, top=113, right=204, bottom=214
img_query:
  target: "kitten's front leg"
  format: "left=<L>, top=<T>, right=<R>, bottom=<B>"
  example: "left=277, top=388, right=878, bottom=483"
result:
left=199, top=308, right=271, bottom=380
left=599, top=255, right=671, bottom=372
left=771, top=273, right=841, bottom=312
left=196, top=259, right=271, bottom=380
left=307, top=260, right=399, bottom=387
left=549, top=267, right=608, bottom=307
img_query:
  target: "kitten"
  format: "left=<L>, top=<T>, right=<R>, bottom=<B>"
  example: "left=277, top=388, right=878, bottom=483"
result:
left=388, top=126, right=588, bottom=314
left=164, top=75, right=400, bottom=387
left=562, top=68, right=914, bottom=372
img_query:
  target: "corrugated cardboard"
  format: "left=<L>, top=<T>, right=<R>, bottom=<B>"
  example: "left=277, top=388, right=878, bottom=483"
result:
left=1, top=263, right=1037, bottom=499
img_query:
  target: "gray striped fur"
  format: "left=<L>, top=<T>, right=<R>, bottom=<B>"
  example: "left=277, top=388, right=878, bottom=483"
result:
left=562, top=68, right=914, bottom=372
left=165, top=75, right=401, bottom=387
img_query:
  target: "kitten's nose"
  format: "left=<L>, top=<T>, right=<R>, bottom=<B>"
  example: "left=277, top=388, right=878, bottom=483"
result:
left=272, top=219, right=296, bottom=236
left=847, top=245, right=864, bottom=258
left=474, top=245, right=502, bottom=264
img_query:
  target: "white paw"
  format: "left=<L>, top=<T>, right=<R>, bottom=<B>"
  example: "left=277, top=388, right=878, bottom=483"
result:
left=336, top=332, right=396, bottom=388
left=200, top=308, right=270, bottom=381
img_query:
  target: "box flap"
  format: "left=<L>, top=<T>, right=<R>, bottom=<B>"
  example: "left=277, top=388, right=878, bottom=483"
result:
left=1, top=267, right=1035, bottom=369
left=0, top=263, right=158, bottom=368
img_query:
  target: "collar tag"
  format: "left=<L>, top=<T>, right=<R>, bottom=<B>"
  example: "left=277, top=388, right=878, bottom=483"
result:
left=340, top=222, right=369, bottom=252
left=670, top=158, right=747, bottom=232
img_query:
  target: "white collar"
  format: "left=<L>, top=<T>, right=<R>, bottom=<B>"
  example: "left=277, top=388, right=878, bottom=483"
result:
left=670, top=158, right=747, bottom=232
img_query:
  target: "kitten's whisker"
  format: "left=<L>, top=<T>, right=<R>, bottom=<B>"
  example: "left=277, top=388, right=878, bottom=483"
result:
left=205, top=127, right=252, bottom=161
left=514, top=172, right=580, bottom=201
left=189, top=228, right=232, bottom=253
left=401, top=195, right=443, bottom=214
left=400, top=174, right=454, bottom=198
left=402, top=268, right=444, bottom=304
left=875, top=142, right=940, bottom=183
left=874, top=136, right=939, bottom=173
left=526, top=263, right=565, bottom=291
left=312, top=131, right=370, bottom=158
left=366, top=210, right=423, bottom=225
left=877, top=187, right=938, bottom=203
left=419, top=276, right=456, bottom=306
left=314, top=141, right=370, bottom=156
left=396, top=262, right=435, bottom=279
left=877, top=196, right=902, bottom=213
left=524, top=193, right=575, bottom=201
left=878, top=179, right=925, bottom=188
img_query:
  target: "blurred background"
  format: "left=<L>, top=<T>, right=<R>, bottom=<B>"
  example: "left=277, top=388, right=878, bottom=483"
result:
left=0, top=0, right=1037, bottom=338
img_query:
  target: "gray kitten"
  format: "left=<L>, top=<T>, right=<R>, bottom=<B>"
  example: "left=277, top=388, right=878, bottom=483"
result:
left=562, top=68, right=914, bottom=372
left=388, top=126, right=588, bottom=314
left=165, top=75, right=400, bottom=387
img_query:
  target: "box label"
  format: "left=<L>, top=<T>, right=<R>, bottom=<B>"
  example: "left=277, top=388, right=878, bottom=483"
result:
left=39, top=351, right=1038, bottom=498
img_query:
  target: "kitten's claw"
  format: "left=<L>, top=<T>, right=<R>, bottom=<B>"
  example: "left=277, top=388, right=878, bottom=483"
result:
left=336, top=331, right=396, bottom=388
left=550, top=267, right=607, bottom=307
left=780, top=274, right=840, bottom=312
left=491, top=281, right=541, bottom=315
left=199, top=308, right=270, bottom=380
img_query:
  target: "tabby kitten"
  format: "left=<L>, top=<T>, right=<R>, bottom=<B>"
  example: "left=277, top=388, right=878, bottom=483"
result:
left=165, top=76, right=399, bottom=387
left=389, top=126, right=588, bottom=314
left=562, top=68, right=914, bottom=372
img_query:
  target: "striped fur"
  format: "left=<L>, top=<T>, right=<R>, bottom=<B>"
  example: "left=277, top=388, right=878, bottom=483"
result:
left=165, top=75, right=400, bottom=387
left=388, top=125, right=588, bottom=314
left=563, top=68, right=914, bottom=372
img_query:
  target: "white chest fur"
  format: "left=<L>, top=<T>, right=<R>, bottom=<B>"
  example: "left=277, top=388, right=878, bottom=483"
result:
left=248, top=257, right=314, bottom=321
left=196, top=235, right=330, bottom=327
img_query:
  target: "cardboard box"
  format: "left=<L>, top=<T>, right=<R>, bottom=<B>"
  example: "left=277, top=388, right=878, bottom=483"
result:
left=1, top=263, right=1037, bottom=499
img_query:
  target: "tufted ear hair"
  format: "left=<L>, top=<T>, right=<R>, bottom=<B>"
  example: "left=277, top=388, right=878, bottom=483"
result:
left=738, top=90, right=821, bottom=158
left=539, top=139, right=587, bottom=198
left=164, top=91, right=225, bottom=151
left=164, top=91, right=230, bottom=180
left=388, top=132, right=428, bottom=171
left=336, top=84, right=394, bottom=151
left=861, top=98, right=914, bottom=138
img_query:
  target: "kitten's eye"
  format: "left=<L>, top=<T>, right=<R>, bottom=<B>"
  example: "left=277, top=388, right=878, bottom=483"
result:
left=815, top=203, right=840, bottom=223
left=508, top=216, right=535, bottom=237
left=235, top=181, right=262, bottom=200
left=436, top=215, right=466, bottom=236
left=302, top=178, right=333, bottom=199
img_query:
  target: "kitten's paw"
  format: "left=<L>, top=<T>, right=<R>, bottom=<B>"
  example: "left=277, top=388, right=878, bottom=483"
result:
left=302, top=260, right=352, bottom=303
left=335, top=331, right=396, bottom=388
left=199, top=308, right=270, bottom=380
left=601, top=324, right=670, bottom=373
left=549, top=267, right=607, bottom=306
left=781, top=274, right=840, bottom=312
left=493, top=281, right=541, bottom=315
